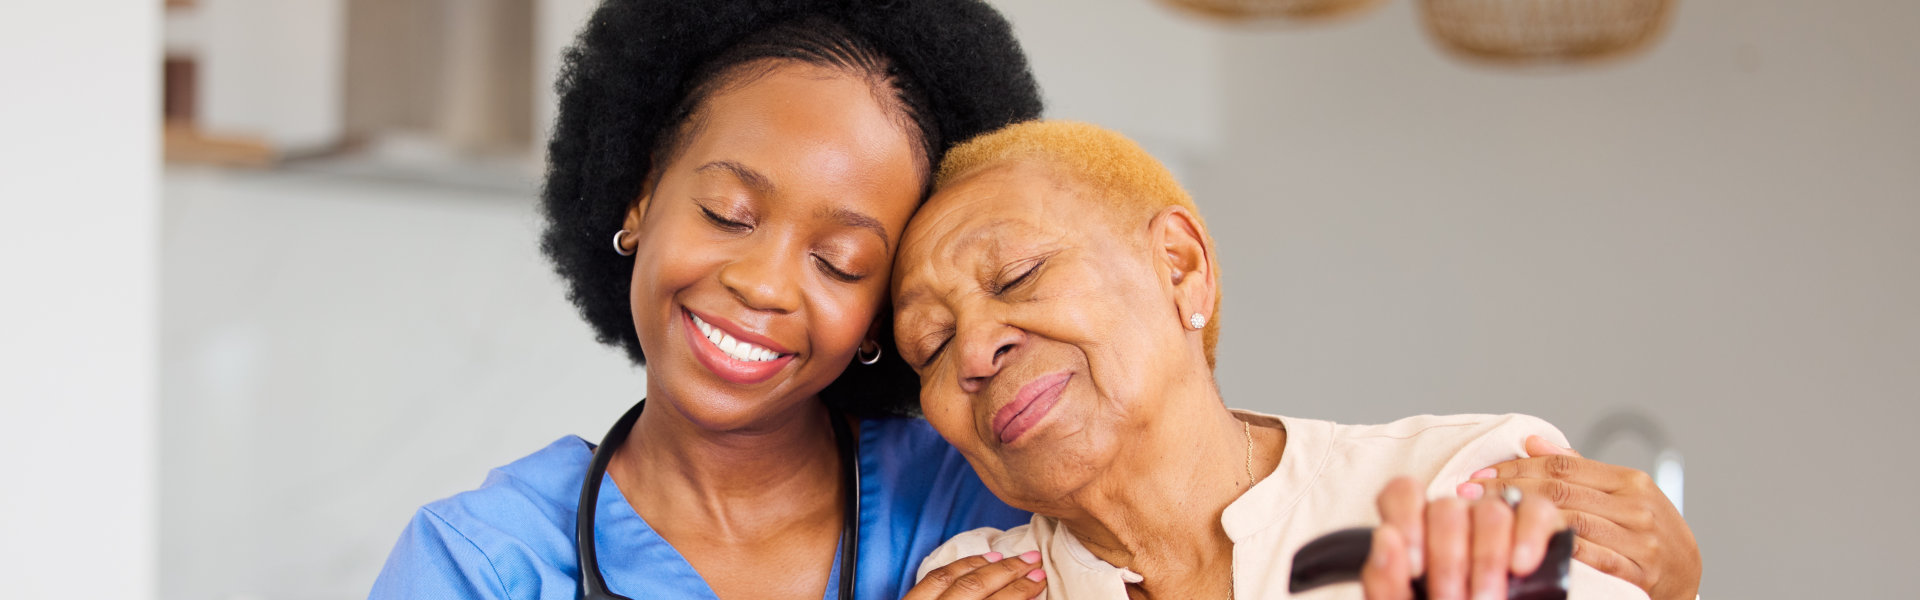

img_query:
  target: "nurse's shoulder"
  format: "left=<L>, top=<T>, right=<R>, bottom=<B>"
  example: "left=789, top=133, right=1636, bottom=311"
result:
left=852, top=416, right=1032, bottom=599
left=858, top=416, right=1021, bottom=529
left=369, top=436, right=594, bottom=600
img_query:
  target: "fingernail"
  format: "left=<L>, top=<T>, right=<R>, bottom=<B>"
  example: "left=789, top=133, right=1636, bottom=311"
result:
left=984, top=552, right=1004, bottom=562
left=1026, top=568, right=1046, bottom=582
left=1470, top=468, right=1496, bottom=480
left=1019, top=551, right=1041, bottom=564
left=1512, top=543, right=1539, bottom=573
left=1456, top=482, right=1483, bottom=500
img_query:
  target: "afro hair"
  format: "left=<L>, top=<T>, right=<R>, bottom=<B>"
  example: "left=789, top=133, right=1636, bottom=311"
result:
left=540, top=0, right=1043, bottom=418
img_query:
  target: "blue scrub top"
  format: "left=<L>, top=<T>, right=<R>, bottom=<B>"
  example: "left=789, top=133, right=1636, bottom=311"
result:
left=369, top=417, right=1029, bottom=600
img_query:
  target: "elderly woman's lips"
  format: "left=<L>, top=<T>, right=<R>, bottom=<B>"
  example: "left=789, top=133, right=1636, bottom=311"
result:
left=993, top=372, right=1072, bottom=445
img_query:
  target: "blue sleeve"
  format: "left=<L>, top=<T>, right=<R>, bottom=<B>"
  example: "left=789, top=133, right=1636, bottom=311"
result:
left=369, top=508, right=512, bottom=600
left=853, top=418, right=1032, bottom=600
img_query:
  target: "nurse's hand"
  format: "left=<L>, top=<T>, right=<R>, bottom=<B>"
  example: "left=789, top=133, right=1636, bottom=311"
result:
left=905, top=551, right=1047, bottom=600
left=1462, top=436, right=1701, bottom=600
left=1363, top=477, right=1565, bottom=600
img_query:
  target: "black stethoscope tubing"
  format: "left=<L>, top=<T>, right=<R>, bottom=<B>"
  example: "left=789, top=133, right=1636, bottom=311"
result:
left=576, top=399, right=862, bottom=600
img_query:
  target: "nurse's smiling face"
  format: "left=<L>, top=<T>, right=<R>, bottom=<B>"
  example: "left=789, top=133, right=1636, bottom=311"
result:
left=621, top=62, right=923, bottom=431
left=892, top=160, right=1208, bottom=512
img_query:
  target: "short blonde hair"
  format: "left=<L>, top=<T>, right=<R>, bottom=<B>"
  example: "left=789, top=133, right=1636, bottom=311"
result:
left=935, top=120, right=1221, bottom=368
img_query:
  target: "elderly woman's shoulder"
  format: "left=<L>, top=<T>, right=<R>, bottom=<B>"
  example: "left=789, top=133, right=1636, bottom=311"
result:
left=1335, top=412, right=1566, bottom=444
left=912, top=517, right=1052, bottom=584
left=1307, top=413, right=1571, bottom=498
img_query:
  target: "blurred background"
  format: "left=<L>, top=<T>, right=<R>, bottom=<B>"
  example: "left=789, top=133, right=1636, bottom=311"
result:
left=3, top=0, right=1916, bottom=598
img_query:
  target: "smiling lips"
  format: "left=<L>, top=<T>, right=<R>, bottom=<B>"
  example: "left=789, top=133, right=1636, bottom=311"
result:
left=683, top=308, right=795, bottom=385
left=993, top=372, right=1071, bottom=445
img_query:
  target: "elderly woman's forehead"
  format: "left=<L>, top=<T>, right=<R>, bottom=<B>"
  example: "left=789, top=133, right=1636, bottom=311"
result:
left=930, top=161, right=1111, bottom=221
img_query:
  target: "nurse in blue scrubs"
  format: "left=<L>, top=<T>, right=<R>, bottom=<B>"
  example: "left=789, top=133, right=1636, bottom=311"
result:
left=369, top=1, right=1045, bottom=598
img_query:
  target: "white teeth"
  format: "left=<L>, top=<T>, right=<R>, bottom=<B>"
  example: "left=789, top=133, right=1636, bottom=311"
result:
left=690, top=313, right=780, bottom=363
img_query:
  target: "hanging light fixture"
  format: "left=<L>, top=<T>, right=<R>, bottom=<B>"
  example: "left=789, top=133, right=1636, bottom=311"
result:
left=1160, top=0, right=1384, bottom=22
left=1420, top=0, right=1677, bottom=64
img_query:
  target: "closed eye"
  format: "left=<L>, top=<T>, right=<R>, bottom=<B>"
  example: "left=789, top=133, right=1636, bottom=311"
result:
left=699, top=205, right=751, bottom=232
left=992, top=255, right=1048, bottom=295
left=813, top=254, right=865, bottom=283
left=917, top=330, right=953, bottom=370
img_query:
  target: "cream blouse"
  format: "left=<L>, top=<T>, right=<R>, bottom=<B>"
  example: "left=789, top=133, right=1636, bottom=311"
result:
left=916, top=412, right=1649, bottom=599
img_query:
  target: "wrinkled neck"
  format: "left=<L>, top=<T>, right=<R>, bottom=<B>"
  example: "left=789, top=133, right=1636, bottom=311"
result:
left=1054, top=386, right=1250, bottom=595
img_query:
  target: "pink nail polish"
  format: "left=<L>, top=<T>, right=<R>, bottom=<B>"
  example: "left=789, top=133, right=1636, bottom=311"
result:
left=1026, top=568, right=1046, bottom=582
left=984, top=552, right=1004, bottom=562
left=1457, top=482, right=1484, bottom=500
left=1471, top=468, right=1497, bottom=480
left=1019, top=551, right=1041, bottom=564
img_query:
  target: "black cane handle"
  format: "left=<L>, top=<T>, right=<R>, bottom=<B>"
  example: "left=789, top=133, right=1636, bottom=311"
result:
left=1288, top=527, right=1575, bottom=599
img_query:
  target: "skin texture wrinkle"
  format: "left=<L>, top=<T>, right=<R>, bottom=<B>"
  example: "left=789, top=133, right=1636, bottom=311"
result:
left=894, top=157, right=1267, bottom=600
left=930, top=120, right=1222, bottom=367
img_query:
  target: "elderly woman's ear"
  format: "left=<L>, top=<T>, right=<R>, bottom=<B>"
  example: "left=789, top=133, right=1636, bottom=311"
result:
left=1149, top=205, right=1216, bottom=329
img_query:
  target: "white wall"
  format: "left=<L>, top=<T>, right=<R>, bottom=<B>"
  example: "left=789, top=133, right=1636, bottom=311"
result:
left=0, top=1, right=160, bottom=598
left=989, top=0, right=1223, bottom=174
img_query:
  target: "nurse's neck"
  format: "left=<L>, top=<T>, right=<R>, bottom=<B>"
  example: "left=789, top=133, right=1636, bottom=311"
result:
left=607, top=393, right=846, bottom=538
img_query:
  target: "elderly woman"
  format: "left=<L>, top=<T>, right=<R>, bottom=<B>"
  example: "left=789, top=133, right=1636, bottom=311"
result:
left=892, top=121, right=1699, bottom=600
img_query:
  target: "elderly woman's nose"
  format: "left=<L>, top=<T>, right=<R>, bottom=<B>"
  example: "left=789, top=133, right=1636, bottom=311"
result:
left=956, top=321, right=1024, bottom=393
left=716, top=242, right=803, bottom=314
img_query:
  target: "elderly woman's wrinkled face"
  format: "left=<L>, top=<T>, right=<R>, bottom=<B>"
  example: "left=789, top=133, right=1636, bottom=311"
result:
left=892, top=161, right=1199, bottom=509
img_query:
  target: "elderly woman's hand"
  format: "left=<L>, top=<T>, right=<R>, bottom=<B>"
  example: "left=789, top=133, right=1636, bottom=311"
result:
left=1459, top=436, right=1701, bottom=600
left=1363, top=477, right=1565, bottom=600
left=904, top=551, right=1047, bottom=600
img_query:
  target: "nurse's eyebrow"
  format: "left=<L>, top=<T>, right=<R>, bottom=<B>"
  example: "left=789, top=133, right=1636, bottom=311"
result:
left=820, top=206, right=892, bottom=252
left=696, top=160, right=774, bottom=194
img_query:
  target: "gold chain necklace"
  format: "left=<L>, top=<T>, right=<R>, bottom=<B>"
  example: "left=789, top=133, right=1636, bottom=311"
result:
left=1230, top=419, right=1254, bottom=600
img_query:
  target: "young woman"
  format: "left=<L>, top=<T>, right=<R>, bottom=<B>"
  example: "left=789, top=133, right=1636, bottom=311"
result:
left=370, top=2, right=1043, bottom=599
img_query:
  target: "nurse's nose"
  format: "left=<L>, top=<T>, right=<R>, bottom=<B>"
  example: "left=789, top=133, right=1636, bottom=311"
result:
left=717, top=240, right=803, bottom=314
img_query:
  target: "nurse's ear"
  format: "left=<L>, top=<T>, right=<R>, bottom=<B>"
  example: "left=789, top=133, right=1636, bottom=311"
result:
left=622, top=193, right=652, bottom=231
left=624, top=159, right=671, bottom=232
left=613, top=193, right=652, bottom=256
left=1149, top=205, right=1216, bottom=334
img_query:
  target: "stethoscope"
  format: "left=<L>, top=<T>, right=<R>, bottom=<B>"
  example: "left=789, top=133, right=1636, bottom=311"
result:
left=576, top=399, right=862, bottom=600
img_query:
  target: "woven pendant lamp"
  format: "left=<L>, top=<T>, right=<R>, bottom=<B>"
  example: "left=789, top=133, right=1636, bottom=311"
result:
left=1421, top=0, right=1677, bottom=64
left=1161, top=0, right=1383, bottom=21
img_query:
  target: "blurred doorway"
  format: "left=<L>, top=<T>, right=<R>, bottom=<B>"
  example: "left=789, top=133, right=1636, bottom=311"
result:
left=346, top=0, right=535, bottom=158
